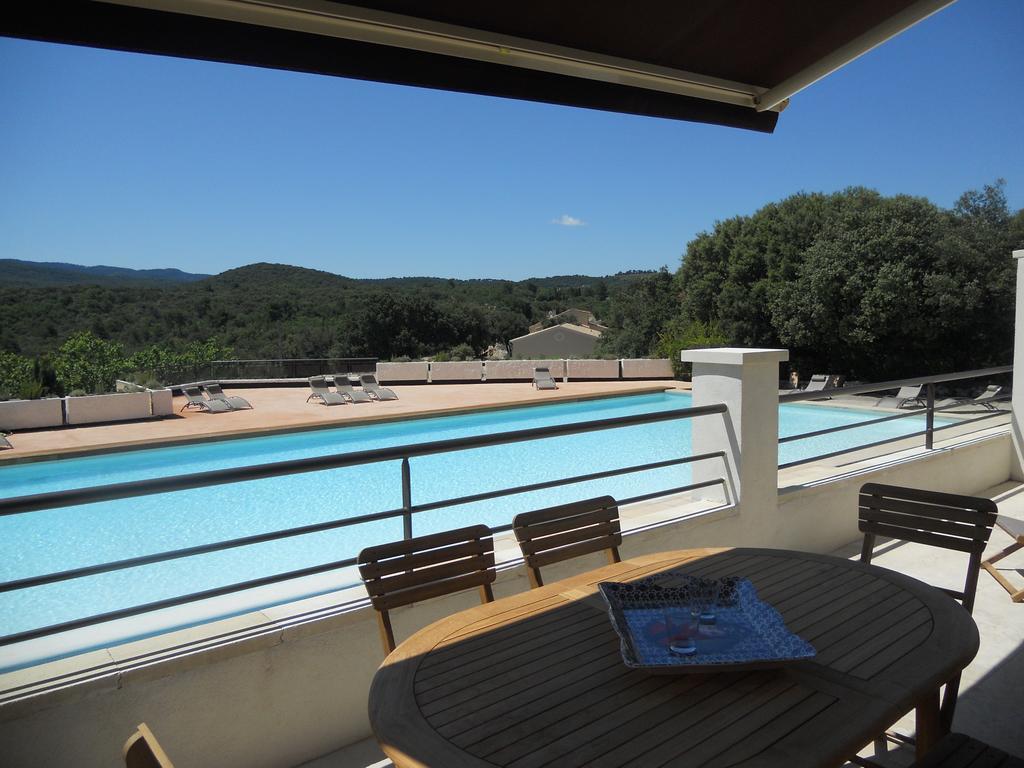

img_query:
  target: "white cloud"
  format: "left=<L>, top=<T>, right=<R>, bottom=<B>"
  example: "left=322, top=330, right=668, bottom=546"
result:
left=552, top=213, right=585, bottom=227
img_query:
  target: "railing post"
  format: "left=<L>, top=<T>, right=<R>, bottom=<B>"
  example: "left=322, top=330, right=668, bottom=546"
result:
left=401, top=457, right=413, bottom=539
left=681, top=348, right=789, bottom=545
left=925, top=382, right=935, bottom=449
left=1012, top=249, right=1024, bottom=480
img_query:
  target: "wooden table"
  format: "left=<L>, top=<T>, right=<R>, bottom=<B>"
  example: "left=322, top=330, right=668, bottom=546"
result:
left=369, top=548, right=979, bottom=767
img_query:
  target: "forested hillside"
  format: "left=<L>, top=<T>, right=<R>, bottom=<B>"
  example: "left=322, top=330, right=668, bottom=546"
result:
left=0, top=262, right=646, bottom=361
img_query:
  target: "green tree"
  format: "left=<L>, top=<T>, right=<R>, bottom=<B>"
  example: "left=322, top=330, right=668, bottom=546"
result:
left=54, top=331, right=126, bottom=393
left=596, top=268, right=680, bottom=358
left=0, top=351, right=34, bottom=400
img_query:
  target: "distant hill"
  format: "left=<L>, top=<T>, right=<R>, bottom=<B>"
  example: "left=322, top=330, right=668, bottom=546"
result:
left=0, top=259, right=209, bottom=287
left=0, top=260, right=658, bottom=360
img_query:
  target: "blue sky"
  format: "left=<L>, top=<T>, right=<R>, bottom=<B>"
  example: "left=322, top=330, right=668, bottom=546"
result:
left=0, top=1, right=1021, bottom=280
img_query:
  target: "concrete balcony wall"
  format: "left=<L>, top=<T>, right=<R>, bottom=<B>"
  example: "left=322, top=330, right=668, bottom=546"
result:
left=0, top=398, right=64, bottom=431
left=375, top=362, right=428, bottom=383
left=484, top=359, right=566, bottom=381
left=566, top=359, right=620, bottom=379
left=428, top=361, right=483, bottom=382
left=0, top=428, right=1011, bottom=768
left=150, top=389, right=174, bottom=417
left=621, top=358, right=674, bottom=378
left=65, top=392, right=153, bottom=426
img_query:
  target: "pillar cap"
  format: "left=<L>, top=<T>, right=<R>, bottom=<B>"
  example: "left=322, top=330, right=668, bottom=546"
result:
left=681, top=347, right=789, bottom=365
left=1014, top=249, right=1024, bottom=260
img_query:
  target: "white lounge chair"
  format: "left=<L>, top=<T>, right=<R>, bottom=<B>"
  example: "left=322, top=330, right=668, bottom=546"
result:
left=202, top=382, right=252, bottom=410
left=332, top=376, right=372, bottom=403
left=359, top=374, right=398, bottom=401
left=307, top=376, right=345, bottom=405
left=533, top=367, right=557, bottom=390
left=180, top=386, right=232, bottom=413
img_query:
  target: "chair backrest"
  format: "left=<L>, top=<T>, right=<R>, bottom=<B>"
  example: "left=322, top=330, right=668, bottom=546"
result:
left=182, top=386, right=206, bottom=403
left=513, top=496, right=622, bottom=588
left=858, top=482, right=997, bottom=613
left=358, top=525, right=496, bottom=653
left=534, top=367, right=552, bottom=380
left=359, top=374, right=380, bottom=388
left=895, top=384, right=922, bottom=399
left=978, top=385, right=1002, bottom=400
left=204, top=382, right=225, bottom=397
left=308, top=376, right=330, bottom=393
left=123, top=723, right=174, bottom=768
left=804, top=374, right=828, bottom=392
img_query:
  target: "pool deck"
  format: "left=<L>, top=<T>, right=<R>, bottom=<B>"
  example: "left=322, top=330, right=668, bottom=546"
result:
left=0, top=380, right=684, bottom=462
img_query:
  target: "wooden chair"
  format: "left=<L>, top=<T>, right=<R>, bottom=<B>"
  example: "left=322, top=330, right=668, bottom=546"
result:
left=981, top=514, right=1024, bottom=602
left=123, top=723, right=174, bottom=768
left=914, top=732, right=1024, bottom=767
left=513, top=495, right=622, bottom=588
left=357, top=525, right=495, bottom=654
left=858, top=482, right=998, bottom=739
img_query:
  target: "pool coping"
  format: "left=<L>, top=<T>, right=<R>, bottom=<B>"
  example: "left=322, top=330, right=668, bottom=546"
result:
left=0, top=384, right=679, bottom=465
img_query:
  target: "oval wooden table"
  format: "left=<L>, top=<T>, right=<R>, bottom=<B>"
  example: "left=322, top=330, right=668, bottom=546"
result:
left=369, top=547, right=979, bottom=768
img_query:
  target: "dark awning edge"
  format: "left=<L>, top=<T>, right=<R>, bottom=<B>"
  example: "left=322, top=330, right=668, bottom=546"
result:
left=1, top=1, right=780, bottom=133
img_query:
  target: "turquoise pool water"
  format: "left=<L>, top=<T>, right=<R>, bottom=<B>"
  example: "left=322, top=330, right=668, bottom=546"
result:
left=0, top=391, right=944, bottom=658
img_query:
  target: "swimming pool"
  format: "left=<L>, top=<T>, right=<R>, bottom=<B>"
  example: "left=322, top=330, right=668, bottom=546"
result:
left=0, top=391, right=944, bottom=666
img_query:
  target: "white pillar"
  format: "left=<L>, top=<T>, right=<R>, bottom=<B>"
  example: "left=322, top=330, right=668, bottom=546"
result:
left=681, top=347, right=789, bottom=542
left=1011, top=250, right=1024, bottom=480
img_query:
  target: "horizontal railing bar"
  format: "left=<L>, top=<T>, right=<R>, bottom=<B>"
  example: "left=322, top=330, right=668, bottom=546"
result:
left=778, top=407, right=927, bottom=444
left=779, top=365, right=1012, bottom=403
left=0, top=403, right=726, bottom=518
left=0, top=555, right=359, bottom=648
left=929, top=409, right=1009, bottom=432
left=407, top=451, right=726, bottom=515
left=0, top=451, right=726, bottom=594
left=618, top=478, right=725, bottom=507
left=0, top=505, right=408, bottom=594
left=779, top=429, right=929, bottom=470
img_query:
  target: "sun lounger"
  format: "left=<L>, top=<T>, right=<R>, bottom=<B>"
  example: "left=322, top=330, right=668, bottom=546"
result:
left=332, top=377, right=372, bottom=403
left=981, top=514, right=1024, bottom=602
left=937, top=384, right=1004, bottom=411
left=803, top=374, right=830, bottom=392
left=533, top=367, right=557, bottom=390
left=359, top=374, right=398, bottom=400
left=180, top=386, right=232, bottom=412
left=894, top=384, right=925, bottom=408
left=307, top=376, right=345, bottom=405
left=202, top=382, right=252, bottom=410
left=0, top=433, right=11, bottom=450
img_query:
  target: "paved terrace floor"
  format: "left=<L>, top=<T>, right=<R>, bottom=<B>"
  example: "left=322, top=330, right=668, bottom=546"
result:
left=303, top=480, right=1024, bottom=768
left=0, top=380, right=682, bottom=461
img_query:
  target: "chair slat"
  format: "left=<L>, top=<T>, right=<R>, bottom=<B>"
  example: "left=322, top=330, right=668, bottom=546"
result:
left=359, top=539, right=490, bottom=579
left=858, top=494, right=996, bottom=526
left=858, top=508, right=988, bottom=541
left=529, top=537, right=620, bottom=570
left=360, top=524, right=491, bottom=562
left=516, top=495, right=617, bottom=526
left=376, top=570, right=495, bottom=611
left=861, top=483, right=997, bottom=516
left=517, top=520, right=620, bottom=557
left=859, top=520, right=983, bottom=555
left=364, top=552, right=496, bottom=597
left=519, top=506, right=619, bottom=539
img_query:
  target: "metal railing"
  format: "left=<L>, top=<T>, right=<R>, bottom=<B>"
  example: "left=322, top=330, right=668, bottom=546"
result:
left=0, top=403, right=727, bottom=647
left=778, top=365, right=1012, bottom=470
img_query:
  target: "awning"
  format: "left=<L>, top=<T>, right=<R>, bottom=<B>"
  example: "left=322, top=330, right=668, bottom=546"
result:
left=2, top=0, right=955, bottom=133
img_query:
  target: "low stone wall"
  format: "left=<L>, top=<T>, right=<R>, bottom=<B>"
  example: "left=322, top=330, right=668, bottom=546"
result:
left=429, top=361, right=483, bottom=382
left=621, top=358, right=674, bottom=378
left=150, top=389, right=174, bottom=417
left=0, top=398, right=64, bottom=431
left=567, top=359, right=620, bottom=379
left=65, top=392, right=152, bottom=426
left=375, top=361, right=429, bottom=383
left=484, top=359, right=566, bottom=381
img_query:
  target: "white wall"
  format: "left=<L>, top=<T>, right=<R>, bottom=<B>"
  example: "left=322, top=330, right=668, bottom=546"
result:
left=0, top=399, right=64, bottom=431
left=621, top=358, right=673, bottom=378
left=428, top=361, right=483, bottom=382
left=150, top=389, right=174, bottom=417
left=567, top=359, right=620, bottom=379
left=484, top=359, right=566, bottom=381
left=65, top=392, right=152, bottom=425
left=375, top=362, right=429, bottom=383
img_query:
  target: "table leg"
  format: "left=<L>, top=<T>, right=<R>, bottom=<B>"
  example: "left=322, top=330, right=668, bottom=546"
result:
left=916, top=689, right=941, bottom=760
